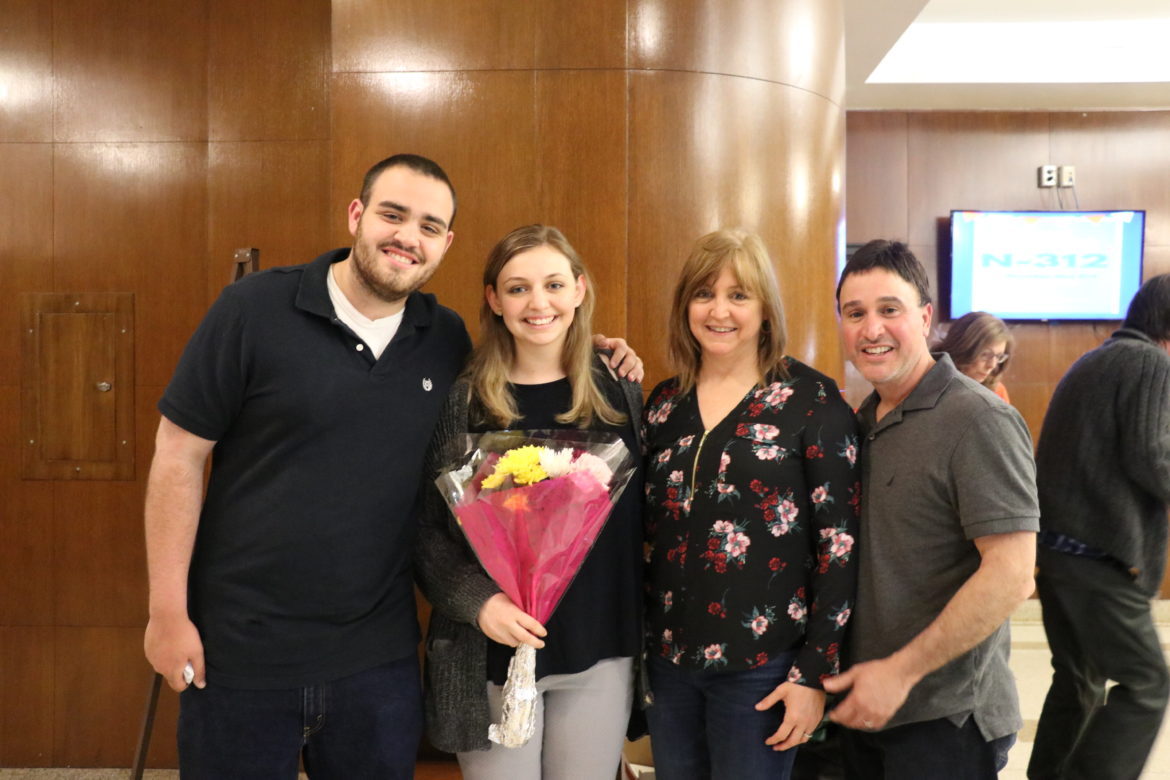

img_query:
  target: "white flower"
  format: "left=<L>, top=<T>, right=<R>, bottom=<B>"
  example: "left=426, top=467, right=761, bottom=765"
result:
left=539, top=447, right=574, bottom=478
left=569, top=452, right=614, bottom=489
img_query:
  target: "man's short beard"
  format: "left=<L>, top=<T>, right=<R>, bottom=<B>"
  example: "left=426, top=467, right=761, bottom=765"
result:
left=352, top=237, right=438, bottom=304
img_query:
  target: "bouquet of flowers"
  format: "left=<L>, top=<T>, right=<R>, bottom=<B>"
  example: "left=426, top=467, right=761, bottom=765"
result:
left=434, top=429, right=635, bottom=747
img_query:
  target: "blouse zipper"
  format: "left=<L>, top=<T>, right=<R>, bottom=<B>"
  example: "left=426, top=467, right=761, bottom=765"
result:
left=690, top=429, right=711, bottom=498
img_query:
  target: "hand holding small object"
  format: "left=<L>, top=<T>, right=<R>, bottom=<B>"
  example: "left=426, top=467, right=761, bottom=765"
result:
left=143, top=612, right=205, bottom=691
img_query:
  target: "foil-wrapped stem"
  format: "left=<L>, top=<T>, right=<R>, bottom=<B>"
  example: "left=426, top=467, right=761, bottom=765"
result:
left=488, top=643, right=538, bottom=748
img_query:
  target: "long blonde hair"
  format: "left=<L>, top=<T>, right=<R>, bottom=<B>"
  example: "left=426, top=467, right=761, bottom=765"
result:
left=668, top=228, right=790, bottom=393
left=464, top=225, right=626, bottom=428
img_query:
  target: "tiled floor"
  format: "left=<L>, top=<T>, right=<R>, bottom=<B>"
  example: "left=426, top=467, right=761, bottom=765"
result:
left=1003, top=599, right=1170, bottom=779
left=6, top=602, right=1170, bottom=779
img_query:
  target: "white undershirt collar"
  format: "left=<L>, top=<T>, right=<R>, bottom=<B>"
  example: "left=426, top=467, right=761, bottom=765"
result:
left=327, top=264, right=404, bottom=359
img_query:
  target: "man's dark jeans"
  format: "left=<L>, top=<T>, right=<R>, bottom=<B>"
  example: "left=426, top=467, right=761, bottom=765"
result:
left=840, top=715, right=1012, bottom=779
left=178, top=654, right=423, bottom=779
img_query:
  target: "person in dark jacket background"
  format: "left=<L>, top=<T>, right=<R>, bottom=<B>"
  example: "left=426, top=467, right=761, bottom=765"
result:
left=1029, top=274, right=1170, bottom=780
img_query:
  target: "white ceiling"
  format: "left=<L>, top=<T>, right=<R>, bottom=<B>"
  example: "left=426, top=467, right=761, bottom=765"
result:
left=844, top=0, right=1170, bottom=110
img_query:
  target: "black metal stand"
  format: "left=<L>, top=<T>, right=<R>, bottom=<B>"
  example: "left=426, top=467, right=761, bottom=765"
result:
left=131, top=673, right=163, bottom=779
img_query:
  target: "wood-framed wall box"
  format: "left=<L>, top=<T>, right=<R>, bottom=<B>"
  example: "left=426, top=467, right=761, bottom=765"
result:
left=21, top=292, right=136, bottom=481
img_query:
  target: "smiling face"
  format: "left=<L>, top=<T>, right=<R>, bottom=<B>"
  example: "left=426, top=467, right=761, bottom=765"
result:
left=346, top=165, right=455, bottom=306
left=687, top=266, right=764, bottom=370
left=838, top=268, right=935, bottom=403
left=485, top=244, right=585, bottom=353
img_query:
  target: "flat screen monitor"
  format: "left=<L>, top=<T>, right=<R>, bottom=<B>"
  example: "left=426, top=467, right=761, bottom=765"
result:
left=949, top=209, right=1145, bottom=321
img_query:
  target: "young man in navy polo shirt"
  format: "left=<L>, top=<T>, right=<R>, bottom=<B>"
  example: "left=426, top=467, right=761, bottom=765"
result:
left=143, top=154, right=638, bottom=778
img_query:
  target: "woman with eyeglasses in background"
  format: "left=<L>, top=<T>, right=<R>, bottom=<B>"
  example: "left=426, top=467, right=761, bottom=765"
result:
left=933, top=311, right=1014, bottom=403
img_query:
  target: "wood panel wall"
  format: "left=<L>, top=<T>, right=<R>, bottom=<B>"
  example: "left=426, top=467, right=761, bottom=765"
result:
left=0, top=0, right=331, bottom=767
left=845, top=110, right=1170, bottom=444
left=1, top=0, right=844, bottom=768
left=330, top=0, right=847, bottom=391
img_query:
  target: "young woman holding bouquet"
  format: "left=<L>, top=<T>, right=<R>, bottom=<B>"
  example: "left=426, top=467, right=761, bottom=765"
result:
left=416, top=225, right=645, bottom=779
left=642, top=229, right=859, bottom=779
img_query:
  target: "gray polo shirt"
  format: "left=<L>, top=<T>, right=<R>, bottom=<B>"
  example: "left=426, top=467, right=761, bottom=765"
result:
left=851, top=354, right=1039, bottom=740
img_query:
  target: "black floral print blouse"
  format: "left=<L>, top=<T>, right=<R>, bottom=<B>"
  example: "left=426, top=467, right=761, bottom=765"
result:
left=643, top=358, right=860, bottom=686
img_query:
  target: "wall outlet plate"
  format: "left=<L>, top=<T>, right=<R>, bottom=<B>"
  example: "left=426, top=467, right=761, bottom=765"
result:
left=1058, top=165, right=1076, bottom=187
left=1038, top=165, right=1057, bottom=188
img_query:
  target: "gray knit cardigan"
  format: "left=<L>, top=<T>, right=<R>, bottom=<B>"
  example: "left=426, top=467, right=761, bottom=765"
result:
left=1036, top=328, right=1170, bottom=596
left=414, top=356, right=644, bottom=753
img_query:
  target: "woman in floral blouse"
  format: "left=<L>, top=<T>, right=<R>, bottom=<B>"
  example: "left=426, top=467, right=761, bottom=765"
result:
left=642, top=229, right=859, bottom=779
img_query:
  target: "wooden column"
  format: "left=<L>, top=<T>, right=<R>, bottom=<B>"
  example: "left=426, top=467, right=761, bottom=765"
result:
left=330, top=0, right=847, bottom=388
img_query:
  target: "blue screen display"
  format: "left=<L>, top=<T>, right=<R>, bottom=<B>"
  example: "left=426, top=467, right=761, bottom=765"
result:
left=950, top=210, right=1145, bottom=321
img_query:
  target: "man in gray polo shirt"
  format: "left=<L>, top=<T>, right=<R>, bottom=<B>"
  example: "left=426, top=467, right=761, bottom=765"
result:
left=823, top=240, right=1039, bottom=777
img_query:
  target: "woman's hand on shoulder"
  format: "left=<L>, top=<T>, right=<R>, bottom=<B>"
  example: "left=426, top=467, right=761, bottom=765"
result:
left=476, top=592, right=547, bottom=649
left=593, top=334, right=644, bottom=383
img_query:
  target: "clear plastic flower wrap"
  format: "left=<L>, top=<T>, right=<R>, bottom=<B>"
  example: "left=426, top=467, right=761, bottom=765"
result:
left=433, top=429, right=635, bottom=747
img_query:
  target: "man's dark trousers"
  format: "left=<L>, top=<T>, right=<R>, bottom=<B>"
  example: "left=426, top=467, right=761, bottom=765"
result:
left=1029, top=546, right=1170, bottom=780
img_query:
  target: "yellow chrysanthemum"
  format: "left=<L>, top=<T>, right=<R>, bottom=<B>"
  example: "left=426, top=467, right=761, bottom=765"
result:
left=481, top=445, right=549, bottom=489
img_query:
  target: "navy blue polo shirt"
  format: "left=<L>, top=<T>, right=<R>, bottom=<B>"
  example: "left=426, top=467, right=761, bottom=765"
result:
left=160, top=249, right=471, bottom=689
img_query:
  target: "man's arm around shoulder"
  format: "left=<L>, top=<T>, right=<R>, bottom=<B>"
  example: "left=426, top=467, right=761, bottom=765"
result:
left=143, top=416, right=216, bottom=692
left=825, top=530, right=1035, bottom=730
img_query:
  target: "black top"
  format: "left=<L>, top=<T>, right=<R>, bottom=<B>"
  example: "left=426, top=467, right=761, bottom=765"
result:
left=415, top=363, right=645, bottom=752
left=160, top=249, right=471, bottom=689
left=643, top=359, right=859, bottom=684
left=472, top=374, right=644, bottom=684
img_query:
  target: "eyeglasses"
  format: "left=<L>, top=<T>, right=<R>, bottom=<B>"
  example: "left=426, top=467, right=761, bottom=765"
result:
left=976, top=350, right=1009, bottom=365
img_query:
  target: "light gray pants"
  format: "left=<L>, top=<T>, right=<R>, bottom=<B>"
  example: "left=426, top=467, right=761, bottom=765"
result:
left=457, top=655, right=634, bottom=780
